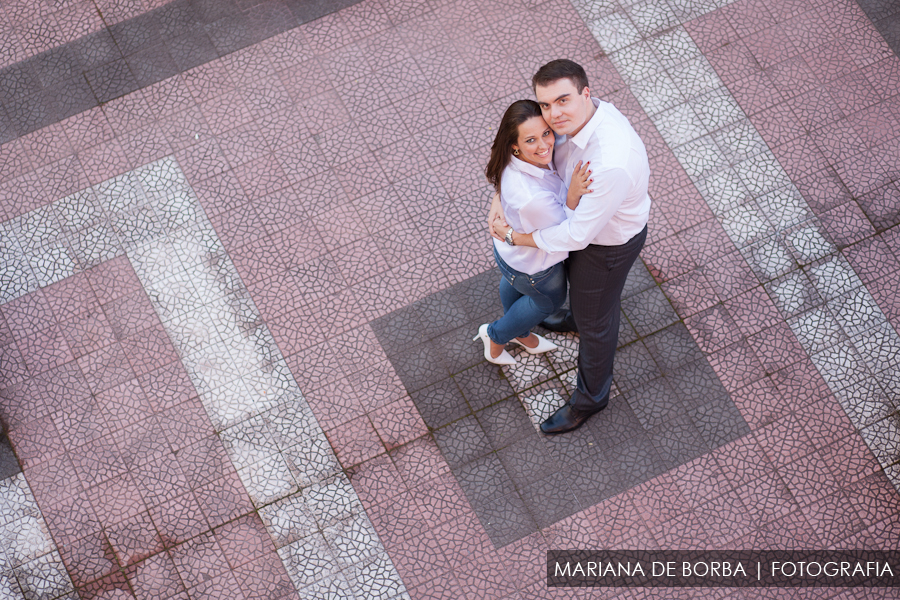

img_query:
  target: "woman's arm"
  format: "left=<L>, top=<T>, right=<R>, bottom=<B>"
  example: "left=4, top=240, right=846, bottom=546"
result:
left=488, top=192, right=505, bottom=241
left=491, top=217, right=537, bottom=248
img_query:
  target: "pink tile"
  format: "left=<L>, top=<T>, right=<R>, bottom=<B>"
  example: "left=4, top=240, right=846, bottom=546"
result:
left=174, top=139, right=230, bottom=183
left=216, top=513, right=274, bottom=570
left=119, top=123, right=173, bottom=169
left=409, top=470, right=472, bottom=528
left=384, top=529, right=449, bottom=588
left=2, top=290, right=56, bottom=340
left=143, top=74, right=196, bottom=117
left=390, top=435, right=450, bottom=486
left=89, top=472, right=148, bottom=525
left=194, top=471, right=254, bottom=529
left=95, top=379, right=154, bottom=432
left=730, top=377, right=789, bottom=429
left=733, top=471, right=797, bottom=528
left=431, top=512, right=493, bottom=571
left=820, top=432, right=882, bottom=489
left=684, top=305, right=742, bottom=354
left=755, top=412, right=816, bottom=469
left=18, top=324, right=74, bottom=375
left=150, top=490, right=210, bottom=547
left=42, top=487, right=102, bottom=545
left=169, top=531, right=230, bottom=590
left=127, top=552, right=187, bottom=600
left=8, top=414, right=65, bottom=468
left=233, top=555, right=293, bottom=599
left=708, top=339, right=766, bottom=393
left=369, top=396, right=428, bottom=452
left=120, top=323, right=178, bottom=377
left=0, top=139, right=32, bottom=184
left=159, top=105, right=214, bottom=151
left=346, top=453, right=406, bottom=509
left=627, top=473, right=692, bottom=532
left=78, top=139, right=132, bottom=185
left=779, top=448, right=842, bottom=507
left=766, top=55, right=820, bottom=102
left=769, top=357, right=831, bottom=408
left=58, top=529, right=118, bottom=587
left=684, top=10, right=739, bottom=53
left=138, top=360, right=198, bottom=412
left=747, top=321, right=805, bottom=373
left=158, top=398, right=215, bottom=452
left=368, top=489, right=428, bottom=547
left=455, top=552, right=518, bottom=600
left=102, top=90, right=155, bottom=136
left=750, top=101, right=806, bottom=147
left=327, top=415, right=385, bottom=467
left=861, top=55, right=900, bottom=101
left=770, top=133, right=830, bottom=179
left=106, top=510, right=164, bottom=566
left=661, top=270, right=719, bottom=318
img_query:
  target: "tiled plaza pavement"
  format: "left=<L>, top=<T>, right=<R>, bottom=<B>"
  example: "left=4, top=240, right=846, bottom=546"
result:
left=1, top=0, right=899, bottom=598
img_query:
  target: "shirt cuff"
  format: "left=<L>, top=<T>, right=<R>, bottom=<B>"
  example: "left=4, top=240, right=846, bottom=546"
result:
left=564, top=206, right=575, bottom=219
left=532, top=229, right=549, bottom=252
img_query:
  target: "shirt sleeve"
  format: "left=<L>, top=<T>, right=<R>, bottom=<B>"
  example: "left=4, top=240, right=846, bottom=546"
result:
left=532, top=166, right=630, bottom=252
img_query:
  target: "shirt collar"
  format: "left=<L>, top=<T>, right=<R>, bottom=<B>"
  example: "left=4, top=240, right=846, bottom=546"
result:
left=570, top=97, right=603, bottom=149
left=510, top=155, right=555, bottom=178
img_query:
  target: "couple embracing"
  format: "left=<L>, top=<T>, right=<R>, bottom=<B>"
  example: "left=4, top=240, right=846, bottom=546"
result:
left=473, top=59, right=652, bottom=435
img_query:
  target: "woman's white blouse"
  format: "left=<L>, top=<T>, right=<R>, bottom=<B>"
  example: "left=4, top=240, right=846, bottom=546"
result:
left=492, top=156, right=569, bottom=275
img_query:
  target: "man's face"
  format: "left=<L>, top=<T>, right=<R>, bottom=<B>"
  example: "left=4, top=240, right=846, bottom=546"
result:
left=534, top=78, right=593, bottom=137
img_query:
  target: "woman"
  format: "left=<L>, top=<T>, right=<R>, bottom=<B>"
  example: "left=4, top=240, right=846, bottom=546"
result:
left=474, top=100, right=591, bottom=365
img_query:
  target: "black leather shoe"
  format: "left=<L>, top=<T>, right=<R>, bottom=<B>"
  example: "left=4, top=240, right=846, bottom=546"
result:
left=540, top=309, right=577, bottom=333
left=540, top=402, right=605, bottom=435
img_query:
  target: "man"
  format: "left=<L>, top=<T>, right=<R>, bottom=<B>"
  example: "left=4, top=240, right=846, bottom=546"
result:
left=490, top=59, right=651, bottom=434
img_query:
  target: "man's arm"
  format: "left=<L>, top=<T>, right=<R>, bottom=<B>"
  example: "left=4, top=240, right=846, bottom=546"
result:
left=531, top=167, right=630, bottom=253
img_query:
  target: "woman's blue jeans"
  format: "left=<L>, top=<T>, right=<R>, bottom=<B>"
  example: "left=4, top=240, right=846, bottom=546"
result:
left=488, top=246, right=567, bottom=345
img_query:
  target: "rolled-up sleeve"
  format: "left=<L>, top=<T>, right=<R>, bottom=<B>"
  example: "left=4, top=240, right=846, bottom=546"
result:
left=533, top=167, right=630, bottom=252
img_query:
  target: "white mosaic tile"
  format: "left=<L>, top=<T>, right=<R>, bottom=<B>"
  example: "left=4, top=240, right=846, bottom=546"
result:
left=0, top=474, right=71, bottom=600
left=788, top=307, right=845, bottom=356
left=671, top=135, right=728, bottom=180
left=829, top=287, right=888, bottom=339
left=586, top=12, right=642, bottom=53
left=631, top=73, right=685, bottom=116
left=519, top=379, right=569, bottom=430
left=609, top=43, right=665, bottom=84
left=756, top=186, right=811, bottom=232
left=26, top=241, right=79, bottom=287
left=627, top=0, right=678, bottom=36
left=782, top=221, right=835, bottom=265
left=648, top=27, right=701, bottom=69
left=713, top=120, right=768, bottom=165
left=668, top=55, right=722, bottom=99
left=695, top=168, right=751, bottom=216
left=690, top=88, right=746, bottom=132
left=259, top=494, right=319, bottom=549
left=238, top=453, right=298, bottom=507
left=721, top=202, right=771, bottom=248
left=833, top=378, right=895, bottom=428
left=805, top=254, right=864, bottom=302
left=652, top=102, right=708, bottom=147
left=502, top=350, right=555, bottom=391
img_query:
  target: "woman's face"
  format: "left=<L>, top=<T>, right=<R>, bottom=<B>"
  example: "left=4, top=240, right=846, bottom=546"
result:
left=511, top=116, right=554, bottom=169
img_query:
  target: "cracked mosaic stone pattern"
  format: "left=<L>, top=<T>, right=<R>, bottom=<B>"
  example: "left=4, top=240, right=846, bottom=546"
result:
left=0, top=473, right=74, bottom=599
left=374, top=261, right=749, bottom=546
left=571, top=0, right=900, bottom=489
left=1, top=157, right=406, bottom=599
left=0, top=0, right=365, bottom=142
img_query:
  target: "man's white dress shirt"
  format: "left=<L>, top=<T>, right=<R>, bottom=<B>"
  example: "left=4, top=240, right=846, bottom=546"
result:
left=532, top=98, right=652, bottom=252
left=493, top=156, right=569, bottom=275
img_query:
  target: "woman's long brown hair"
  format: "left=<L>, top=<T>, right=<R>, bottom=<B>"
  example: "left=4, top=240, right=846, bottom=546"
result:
left=484, top=99, right=544, bottom=193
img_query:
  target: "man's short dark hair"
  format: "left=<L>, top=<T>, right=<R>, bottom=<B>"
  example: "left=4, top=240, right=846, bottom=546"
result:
left=532, top=59, right=589, bottom=94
